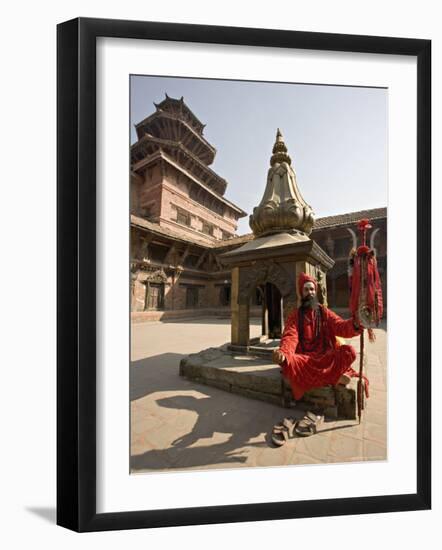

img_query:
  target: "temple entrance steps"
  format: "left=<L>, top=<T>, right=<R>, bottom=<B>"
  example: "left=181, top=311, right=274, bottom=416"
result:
left=229, top=337, right=279, bottom=359
left=179, top=345, right=359, bottom=420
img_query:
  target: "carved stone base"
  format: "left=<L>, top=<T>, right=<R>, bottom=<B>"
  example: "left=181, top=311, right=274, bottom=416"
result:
left=223, top=238, right=334, bottom=349
left=179, top=346, right=358, bottom=420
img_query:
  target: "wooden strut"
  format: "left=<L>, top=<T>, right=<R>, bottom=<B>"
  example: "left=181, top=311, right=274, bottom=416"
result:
left=354, top=218, right=373, bottom=425
left=357, top=240, right=367, bottom=425
left=357, top=330, right=365, bottom=424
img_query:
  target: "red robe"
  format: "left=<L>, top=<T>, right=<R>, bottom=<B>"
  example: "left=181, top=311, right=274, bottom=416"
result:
left=279, top=306, right=369, bottom=400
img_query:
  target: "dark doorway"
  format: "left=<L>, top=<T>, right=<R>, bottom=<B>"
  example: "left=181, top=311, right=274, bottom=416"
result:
left=255, top=287, right=263, bottom=306
left=219, top=285, right=231, bottom=306
left=265, top=282, right=283, bottom=338
left=186, top=286, right=199, bottom=308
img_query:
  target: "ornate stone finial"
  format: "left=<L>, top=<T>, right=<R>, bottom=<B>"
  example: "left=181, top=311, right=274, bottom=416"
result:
left=249, top=129, right=315, bottom=238
left=270, top=128, right=292, bottom=166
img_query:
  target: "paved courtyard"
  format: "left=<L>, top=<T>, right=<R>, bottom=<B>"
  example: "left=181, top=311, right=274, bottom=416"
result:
left=130, top=317, right=387, bottom=472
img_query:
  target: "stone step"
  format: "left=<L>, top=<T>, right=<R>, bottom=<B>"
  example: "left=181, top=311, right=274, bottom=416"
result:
left=179, top=346, right=359, bottom=419
left=228, top=338, right=280, bottom=358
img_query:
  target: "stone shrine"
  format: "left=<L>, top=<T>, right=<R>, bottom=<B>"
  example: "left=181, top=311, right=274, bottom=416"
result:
left=220, top=129, right=333, bottom=350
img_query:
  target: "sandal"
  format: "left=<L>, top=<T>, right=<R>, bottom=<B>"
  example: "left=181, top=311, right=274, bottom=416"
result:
left=294, top=411, right=324, bottom=437
left=271, top=417, right=296, bottom=447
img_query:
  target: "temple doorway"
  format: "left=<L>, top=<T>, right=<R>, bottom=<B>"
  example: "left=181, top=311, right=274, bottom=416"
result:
left=265, top=282, right=283, bottom=338
left=254, top=282, right=283, bottom=340
left=145, top=282, right=165, bottom=310
left=246, top=282, right=283, bottom=352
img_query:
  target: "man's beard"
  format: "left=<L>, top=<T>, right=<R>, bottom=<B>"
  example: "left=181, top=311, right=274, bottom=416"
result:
left=301, top=295, right=319, bottom=310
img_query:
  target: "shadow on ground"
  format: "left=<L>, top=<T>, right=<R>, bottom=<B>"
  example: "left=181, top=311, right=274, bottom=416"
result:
left=130, top=352, right=287, bottom=471
left=130, top=352, right=185, bottom=402
left=131, top=395, right=272, bottom=471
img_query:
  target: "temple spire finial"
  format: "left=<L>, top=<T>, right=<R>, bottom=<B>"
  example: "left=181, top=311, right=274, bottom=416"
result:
left=249, top=130, right=315, bottom=238
left=270, top=128, right=291, bottom=166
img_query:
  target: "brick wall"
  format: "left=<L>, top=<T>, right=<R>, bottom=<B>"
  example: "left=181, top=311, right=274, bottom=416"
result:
left=133, top=158, right=241, bottom=243
left=160, top=185, right=237, bottom=240
left=139, top=183, right=162, bottom=221
left=132, top=279, right=146, bottom=312
left=130, top=174, right=143, bottom=215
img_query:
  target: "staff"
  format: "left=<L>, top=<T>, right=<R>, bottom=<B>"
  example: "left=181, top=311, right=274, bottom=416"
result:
left=349, top=219, right=383, bottom=423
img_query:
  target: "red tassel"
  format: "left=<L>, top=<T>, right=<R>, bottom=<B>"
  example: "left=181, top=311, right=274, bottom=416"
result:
left=349, top=229, right=383, bottom=327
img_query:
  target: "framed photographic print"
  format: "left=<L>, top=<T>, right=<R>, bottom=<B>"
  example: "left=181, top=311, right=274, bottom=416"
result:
left=57, top=17, right=431, bottom=532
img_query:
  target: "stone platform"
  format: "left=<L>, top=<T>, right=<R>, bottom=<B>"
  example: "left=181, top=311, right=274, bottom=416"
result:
left=179, top=345, right=358, bottom=420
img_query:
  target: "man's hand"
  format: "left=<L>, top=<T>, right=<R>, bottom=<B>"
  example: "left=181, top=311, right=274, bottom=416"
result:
left=272, top=349, right=286, bottom=365
left=352, top=317, right=361, bottom=331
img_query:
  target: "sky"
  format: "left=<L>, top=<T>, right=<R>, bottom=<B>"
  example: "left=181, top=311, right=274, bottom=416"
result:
left=130, top=75, right=387, bottom=235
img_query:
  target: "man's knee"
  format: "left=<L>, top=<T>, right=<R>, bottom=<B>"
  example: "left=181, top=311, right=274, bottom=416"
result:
left=339, top=344, right=357, bottom=363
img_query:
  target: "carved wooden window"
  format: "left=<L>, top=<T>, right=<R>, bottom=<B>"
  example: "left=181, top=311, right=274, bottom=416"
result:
left=176, top=207, right=191, bottom=227
left=145, top=282, right=165, bottom=310
left=202, top=221, right=214, bottom=236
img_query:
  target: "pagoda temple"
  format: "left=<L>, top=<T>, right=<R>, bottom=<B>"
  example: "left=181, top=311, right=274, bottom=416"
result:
left=130, top=95, right=247, bottom=319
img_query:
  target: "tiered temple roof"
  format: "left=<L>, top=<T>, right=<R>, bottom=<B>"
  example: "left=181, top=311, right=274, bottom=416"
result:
left=132, top=95, right=232, bottom=197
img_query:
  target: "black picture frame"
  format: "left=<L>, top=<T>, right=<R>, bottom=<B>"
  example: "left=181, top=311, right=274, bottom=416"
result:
left=57, top=17, right=431, bottom=532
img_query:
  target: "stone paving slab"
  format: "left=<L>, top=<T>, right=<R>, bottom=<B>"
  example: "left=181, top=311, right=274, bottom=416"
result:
left=130, top=318, right=387, bottom=473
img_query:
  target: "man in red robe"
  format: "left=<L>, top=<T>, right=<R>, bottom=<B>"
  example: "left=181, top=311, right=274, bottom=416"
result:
left=272, top=272, right=368, bottom=401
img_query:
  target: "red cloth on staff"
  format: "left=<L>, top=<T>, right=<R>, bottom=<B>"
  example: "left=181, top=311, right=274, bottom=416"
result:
left=349, top=247, right=383, bottom=321
left=279, top=306, right=369, bottom=400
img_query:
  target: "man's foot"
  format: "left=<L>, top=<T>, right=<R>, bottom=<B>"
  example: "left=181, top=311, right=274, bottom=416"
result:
left=338, top=374, right=351, bottom=386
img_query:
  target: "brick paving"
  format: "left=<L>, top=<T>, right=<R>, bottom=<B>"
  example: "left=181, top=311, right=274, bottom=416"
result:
left=130, top=318, right=387, bottom=472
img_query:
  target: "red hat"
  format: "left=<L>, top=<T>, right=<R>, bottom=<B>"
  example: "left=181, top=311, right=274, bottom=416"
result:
left=298, top=272, right=317, bottom=296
